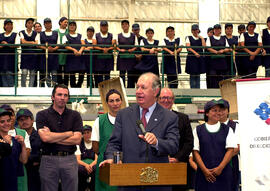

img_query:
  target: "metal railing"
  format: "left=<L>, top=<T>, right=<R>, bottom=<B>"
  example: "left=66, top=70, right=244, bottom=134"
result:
left=0, top=43, right=269, bottom=97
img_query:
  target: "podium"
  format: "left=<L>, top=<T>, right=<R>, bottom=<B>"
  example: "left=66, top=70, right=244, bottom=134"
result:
left=99, top=163, right=187, bottom=186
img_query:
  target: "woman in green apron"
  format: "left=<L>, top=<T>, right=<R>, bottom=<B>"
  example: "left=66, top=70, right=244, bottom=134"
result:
left=91, top=89, right=123, bottom=191
left=55, top=17, right=69, bottom=85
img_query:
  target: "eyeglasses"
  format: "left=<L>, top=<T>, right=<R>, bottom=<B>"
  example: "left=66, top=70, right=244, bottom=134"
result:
left=159, top=96, right=174, bottom=101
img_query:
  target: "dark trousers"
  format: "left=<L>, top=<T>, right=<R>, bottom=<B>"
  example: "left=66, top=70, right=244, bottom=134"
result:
left=78, top=165, right=95, bottom=191
left=57, top=66, right=69, bottom=86
left=167, top=74, right=178, bottom=88
left=70, top=72, right=85, bottom=88
left=190, top=75, right=200, bottom=89
left=94, top=71, right=110, bottom=88
left=207, top=69, right=227, bottom=88
left=26, top=164, right=41, bottom=191
left=120, top=70, right=139, bottom=88
left=241, top=67, right=258, bottom=79
left=39, top=155, right=78, bottom=191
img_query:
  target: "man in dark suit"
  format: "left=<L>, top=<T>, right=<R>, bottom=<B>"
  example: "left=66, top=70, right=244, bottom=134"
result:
left=100, top=72, right=180, bottom=191
left=158, top=87, right=194, bottom=191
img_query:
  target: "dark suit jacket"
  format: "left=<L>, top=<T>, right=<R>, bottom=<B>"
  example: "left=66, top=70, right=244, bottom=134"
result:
left=171, top=110, right=194, bottom=162
left=105, top=103, right=179, bottom=191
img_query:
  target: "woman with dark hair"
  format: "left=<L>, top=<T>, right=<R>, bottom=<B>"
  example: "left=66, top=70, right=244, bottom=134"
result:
left=91, top=89, right=123, bottom=191
left=193, top=100, right=237, bottom=191
left=0, top=108, right=28, bottom=191
left=63, top=20, right=85, bottom=87
left=136, top=28, right=160, bottom=75
left=0, top=19, right=20, bottom=87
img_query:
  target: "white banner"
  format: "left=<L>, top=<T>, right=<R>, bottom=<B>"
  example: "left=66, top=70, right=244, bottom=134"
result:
left=236, top=78, right=270, bottom=191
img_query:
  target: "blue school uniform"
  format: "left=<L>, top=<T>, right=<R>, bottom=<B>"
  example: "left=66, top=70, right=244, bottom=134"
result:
left=186, top=36, right=205, bottom=74
left=224, top=35, right=238, bottom=78
left=84, top=38, right=95, bottom=73
left=65, top=33, right=85, bottom=73
left=1, top=32, right=17, bottom=72
left=78, top=140, right=96, bottom=191
left=204, top=37, right=211, bottom=88
left=135, top=39, right=159, bottom=75
left=40, top=31, right=59, bottom=72
left=262, top=29, right=270, bottom=75
left=163, top=38, right=181, bottom=74
left=242, top=32, right=261, bottom=76
left=195, top=123, right=233, bottom=191
left=1, top=137, right=23, bottom=191
left=95, top=32, right=114, bottom=72
left=117, top=33, right=136, bottom=71
left=20, top=30, right=37, bottom=70
left=208, top=36, right=228, bottom=88
left=209, top=36, right=227, bottom=71
left=163, top=38, right=181, bottom=88
left=226, top=120, right=240, bottom=191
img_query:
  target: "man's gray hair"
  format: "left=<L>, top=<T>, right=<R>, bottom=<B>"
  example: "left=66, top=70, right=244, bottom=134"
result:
left=139, top=72, right=161, bottom=97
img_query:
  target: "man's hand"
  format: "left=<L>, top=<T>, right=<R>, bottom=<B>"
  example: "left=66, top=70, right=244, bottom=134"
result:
left=138, top=132, right=157, bottom=145
left=99, top=159, right=113, bottom=167
left=169, top=157, right=179, bottom=163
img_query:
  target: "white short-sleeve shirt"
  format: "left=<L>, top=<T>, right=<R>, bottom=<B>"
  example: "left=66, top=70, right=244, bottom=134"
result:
left=224, top=119, right=240, bottom=145
left=62, top=33, right=82, bottom=44
left=91, top=113, right=116, bottom=142
left=116, top=32, right=138, bottom=46
left=36, top=31, right=60, bottom=44
left=19, top=30, right=40, bottom=42
left=141, top=39, right=155, bottom=46
left=161, top=37, right=182, bottom=46
left=206, top=35, right=230, bottom=47
left=193, top=121, right=237, bottom=151
left=239, top=33, right=262, bottom=43
left=3, top=32, right=21, bottom=44
left=75, top=141, right=92, bottom=155
left=93, top=32, right=115, bottom=41
left=185, top=35, right=199, bottom=44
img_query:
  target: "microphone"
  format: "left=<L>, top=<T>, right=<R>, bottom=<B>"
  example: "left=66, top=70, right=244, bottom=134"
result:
left=136, top=120, right=146, bottom=135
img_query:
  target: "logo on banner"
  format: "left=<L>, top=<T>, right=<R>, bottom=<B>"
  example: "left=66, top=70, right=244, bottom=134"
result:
left=254, top=101, right=270, bottom=125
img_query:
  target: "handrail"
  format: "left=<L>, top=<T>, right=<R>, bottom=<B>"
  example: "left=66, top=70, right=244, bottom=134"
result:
left=0, top=43, right=269, bottom=97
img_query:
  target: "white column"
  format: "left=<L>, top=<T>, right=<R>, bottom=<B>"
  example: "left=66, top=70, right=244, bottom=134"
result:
left=199, top=0, right=220, bottom=37
left=129, top=0, right=135, bottom=26
left=36, top=0, right=60, bottom=30
left=198, top=0, right=220, bottom=89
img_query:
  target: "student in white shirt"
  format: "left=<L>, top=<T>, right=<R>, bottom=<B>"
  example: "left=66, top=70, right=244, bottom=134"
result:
left=193, top=99, right=237, bottom=191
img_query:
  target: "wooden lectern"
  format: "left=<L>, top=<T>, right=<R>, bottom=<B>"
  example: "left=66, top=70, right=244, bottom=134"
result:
left=99, top=163, right=187, bottom=186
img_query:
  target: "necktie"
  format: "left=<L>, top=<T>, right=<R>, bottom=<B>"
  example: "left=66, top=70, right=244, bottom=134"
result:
left=141, top=108, right=149, bottom=128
